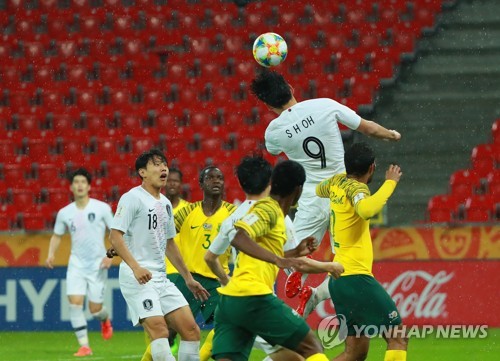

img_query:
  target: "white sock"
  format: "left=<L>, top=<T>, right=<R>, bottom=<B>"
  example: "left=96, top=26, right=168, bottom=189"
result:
left=316, top=276, right=331, bottom=302
left=301, top=273, right=309, bottom=286
left=263, top=357, right=273, bottom=361
left=91, top=307, right=109, bottom=322
left=69, top=304, right=89, bottom=347
left=151, top=338, right=174, bottom=361
left=178, top=340, right=200, bottom=361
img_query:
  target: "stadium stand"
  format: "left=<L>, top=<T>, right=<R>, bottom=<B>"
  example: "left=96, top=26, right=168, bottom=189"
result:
left=0, top=0, right=456, bottom=229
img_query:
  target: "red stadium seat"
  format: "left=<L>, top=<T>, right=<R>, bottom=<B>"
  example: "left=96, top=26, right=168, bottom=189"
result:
left=104, top=162, right=132, bottom=181
left=36, top=163, right=60, bottom=184
left=487, top=170, right=500, bottom=197
left=0, top=204, right=18, bottom=230
left=449, top=169, right=480, bottom=202
left=427, top=194, right=461, bottom=223
left=9, top=188, right=35, bottom=209
left=45, top=188, right=71, bottom=210
left=471, top=143, right=497, bottom=177
left=3, top=164, right=26, bottom=184
left=464, top=195, right=494, bottom=223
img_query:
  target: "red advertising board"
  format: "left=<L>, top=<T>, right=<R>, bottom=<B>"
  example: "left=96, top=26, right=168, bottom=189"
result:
left=276, top=260, right=500, bottom=328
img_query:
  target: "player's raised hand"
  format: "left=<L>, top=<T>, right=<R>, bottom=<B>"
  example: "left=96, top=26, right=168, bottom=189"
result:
left=186, top=279, right=210, bottom=302
left=100, top=256, right=112, bottom=269
left=45, top=255, right=55, bottom=269
left=328, top=262, right=345, bottom=279
left=106, top=247, right=118, bottom=259
left=295, top=236, right=319, bottom=256
left=133, top=267, right=152, bottom=285
left=386, top=164, right=403, bottom=183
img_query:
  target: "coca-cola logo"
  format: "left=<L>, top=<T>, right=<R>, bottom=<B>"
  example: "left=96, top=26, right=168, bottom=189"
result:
left=382, top=270, right=453, bottom=319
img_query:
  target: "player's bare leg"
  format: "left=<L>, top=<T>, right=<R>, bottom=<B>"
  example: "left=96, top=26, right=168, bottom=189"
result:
left=292, top=330, right=329, bottom=360
left=166, top=305, right=201, bottom=361
left=383, top=325, right=408, bottom=361
left=89, top=301, right=113, bottom=340
left=142, top=316, right=175, bottom=361
left=332, top=335, right=370, bottom=361
left=68, top=295, right=92, bottom=357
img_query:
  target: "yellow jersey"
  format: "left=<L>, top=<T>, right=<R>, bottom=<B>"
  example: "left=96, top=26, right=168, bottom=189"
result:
left=219, top=197, right=287, bottom=297
left=165, top=198, right=191, bottom=275
left=316, top=174, right=397, bottom=276
left=175, top=201, right=235, bottom=279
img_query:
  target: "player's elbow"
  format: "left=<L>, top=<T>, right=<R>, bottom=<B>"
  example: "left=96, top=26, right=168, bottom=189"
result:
left=204, top=251, right=217, bottom=265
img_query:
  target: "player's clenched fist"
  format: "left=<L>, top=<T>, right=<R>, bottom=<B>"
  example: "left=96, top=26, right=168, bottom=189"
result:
left=133, top=267, right=152, bottom=285
left=386, top=164, right=402, bottom=183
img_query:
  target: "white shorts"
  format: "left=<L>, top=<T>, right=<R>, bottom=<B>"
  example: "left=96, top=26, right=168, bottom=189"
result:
left=294, top=192, right=333, bottom=251
left=66, top=265, right=107, bottom=303
left=254, top=335, right=282, bottom=355
left=119, top=268, right=188, bottom=326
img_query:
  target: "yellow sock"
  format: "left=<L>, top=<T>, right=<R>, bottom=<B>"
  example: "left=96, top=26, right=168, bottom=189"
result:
left=144, top=330, right=151, bottom=345
left=199, top=329, right=215, bottom=361
left=384, top=350, right=407, bottom=361
left=141, top=344, right=152, bottom=361
left=305, top=353, right=329, bottom=361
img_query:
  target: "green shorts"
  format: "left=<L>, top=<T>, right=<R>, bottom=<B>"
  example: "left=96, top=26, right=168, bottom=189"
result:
left=212, top=294, right=310, bottom=361
left=329, top=275, right=402, bottom=336
left=167, top=273, right=181, bottom=284
left=173, top=273, right=220, bottom=324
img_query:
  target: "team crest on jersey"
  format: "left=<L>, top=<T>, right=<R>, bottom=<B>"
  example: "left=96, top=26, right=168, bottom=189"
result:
left=166, top=204, right=172, bottom=217
left=143, top=299, right=153, bottom=311
left=203, top=223, right=212, bottom=231
left=88, top=213, right=95, bottom=222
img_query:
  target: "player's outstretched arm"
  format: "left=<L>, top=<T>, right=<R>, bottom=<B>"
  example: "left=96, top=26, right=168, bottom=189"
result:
left=292, top=258, right=344, bottom=278
left=46, top=234, right=62, bottom=269
left=166, top=238, right=210, bottom=301
left=356, top=164, right=402, bottom=220
left=109, top=229, right=152, bottom=285
left=204, top=250, right=230, bottom=286
left=357, top=118, right=401, bottom=141
left=231, top=228, right=305, bottom=270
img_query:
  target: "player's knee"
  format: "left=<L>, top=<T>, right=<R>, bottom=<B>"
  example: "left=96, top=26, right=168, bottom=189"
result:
left=88, top=303, right=102, bottom=314
left=179, top=322, right=200, bottom=341
left=144, top=318, right=169, bottom=340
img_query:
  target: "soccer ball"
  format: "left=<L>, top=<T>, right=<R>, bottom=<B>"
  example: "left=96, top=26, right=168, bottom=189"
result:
left=252, top=32, right=288, bottom=67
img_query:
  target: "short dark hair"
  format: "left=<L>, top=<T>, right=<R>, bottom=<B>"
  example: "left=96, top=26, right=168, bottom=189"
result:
left=250, top=70, right=293, bottom=108
left=270, top=160, right=305, bottom=197
left=199, top=165, right=220, bottom=184
left=344, top=142, right=375, bottom=177
left=236, top=155, right=272, bottom=195
left=135, top=149, right=168, bottom=179
left=168, top=168, right=183, bottom=180
left=70, top=168, right=92, bottom=185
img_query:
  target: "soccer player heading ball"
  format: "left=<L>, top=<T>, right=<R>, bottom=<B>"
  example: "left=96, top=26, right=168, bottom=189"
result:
left=250, top=70, right=401, bottom=317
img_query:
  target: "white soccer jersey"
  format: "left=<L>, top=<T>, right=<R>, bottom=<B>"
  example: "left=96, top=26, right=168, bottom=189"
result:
left=53, top=198, right=113, bottom=270
left=265, top=98, right=361, bottom=186
left=209, top=199, right=299, bottom=256
left=111, top=186, right=176, bottom=275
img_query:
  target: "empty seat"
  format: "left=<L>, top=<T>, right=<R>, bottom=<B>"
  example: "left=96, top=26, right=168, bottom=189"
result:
left=44, top=188, right=71, bottom=210
left=464, top=195, right=494, bottom=223
left=427, top=194, right=461, bottom=223
left=9, top=188, right=35, bottom=209
left=449, top=169, right=480, bottom=202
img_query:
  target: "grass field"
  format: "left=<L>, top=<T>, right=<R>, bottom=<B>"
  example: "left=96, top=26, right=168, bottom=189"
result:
left=1, top=329, right=499, bottom=361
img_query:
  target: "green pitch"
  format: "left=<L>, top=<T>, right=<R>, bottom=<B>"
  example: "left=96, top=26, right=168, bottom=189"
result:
left=1, top=329, right=499, bottom=360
